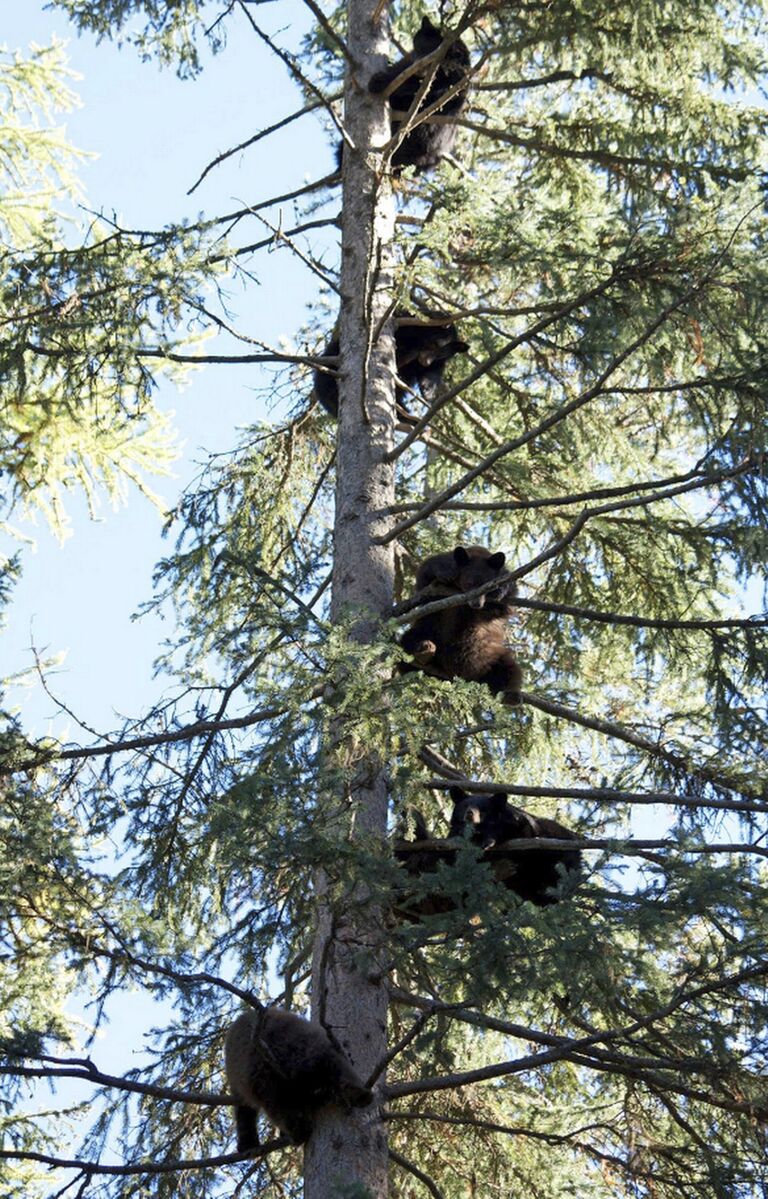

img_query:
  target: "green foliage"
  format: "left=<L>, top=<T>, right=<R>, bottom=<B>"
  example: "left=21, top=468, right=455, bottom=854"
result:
left=0, top=43, right=232, bottom=535
left=48, top=0, right=224, bottom=78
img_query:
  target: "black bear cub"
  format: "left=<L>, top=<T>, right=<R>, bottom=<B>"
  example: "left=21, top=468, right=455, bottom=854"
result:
left=312, top=316, right=468, bottom=420
left=448, top=786, right=581, bottom=906
left=399, top=545, right=523, bottom=704
left=225, top=1007, right=372, bottom=1150
left=368, top=16, right=470, bottom=172
left=394, top=809, right=456, bottom=920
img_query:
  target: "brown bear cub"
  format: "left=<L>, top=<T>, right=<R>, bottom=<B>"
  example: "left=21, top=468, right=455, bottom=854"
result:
left=448, top=786, right=581, bottom=906
left=399, top=546, right=523, bottom=703
left=224, top=1007, right=373, bottom=1150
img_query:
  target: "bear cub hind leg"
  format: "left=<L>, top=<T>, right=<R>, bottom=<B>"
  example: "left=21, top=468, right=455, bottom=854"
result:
left=479, top=649, right=523, bottom=705
left=234, top=1104, right=260, bottom=1153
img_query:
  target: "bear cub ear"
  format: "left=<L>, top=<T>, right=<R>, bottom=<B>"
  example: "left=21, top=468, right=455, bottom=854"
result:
left=488, top=552, right=506, bottom=571
left=490, top=792, right=508, bottom=811
left=453, top=546, right=470, bottom=566
left=449, top=785, right=467, bottom=802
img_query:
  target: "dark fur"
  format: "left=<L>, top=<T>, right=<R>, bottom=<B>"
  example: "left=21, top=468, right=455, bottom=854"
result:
left=224, top=1007, right=372, bottom=1150
left=393, top=810, right=457, bottom=920
left=448, top=787, right=581, bottom=906
left=312, top=315, right=468, bottom=420
left=400, top=546, right=523, bottom=703
left=368, top=17, right=470, bottom=171
left=415, top=545, right=515, bottom=608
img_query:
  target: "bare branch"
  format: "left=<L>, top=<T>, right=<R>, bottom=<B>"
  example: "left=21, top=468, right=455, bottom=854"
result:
left=0, top=1060, right=228, bottom=1107
left=0, top=1142, right=288, bottom=1178
left=187, top=97, right=336, bottom=195
left=237, top=1, right=353, bottom=149
left=7, top=689, right=324, bottom=773
left=423, top=774, right=768, bottom=817
left=389, top=1148, right=446, bottom=1199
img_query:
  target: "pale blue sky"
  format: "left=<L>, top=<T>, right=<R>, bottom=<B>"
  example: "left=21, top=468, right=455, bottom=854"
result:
left=3, top=1, right=338, bottom=740
left=3, top=2, right=339, bottom=1133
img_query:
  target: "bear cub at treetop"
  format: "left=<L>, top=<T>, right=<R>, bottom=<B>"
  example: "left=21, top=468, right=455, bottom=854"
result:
left=448, top=786, right=582, bottom=906
left=368, top=16, right=470, bottom=172
left=399, top=545, right=523, bottom=703
left=312, top=315, right=468, bottom=421
left=224, top=1007, right=372, bottom=1150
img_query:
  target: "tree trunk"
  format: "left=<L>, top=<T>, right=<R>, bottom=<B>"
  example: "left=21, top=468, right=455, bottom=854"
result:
left=304, top=0, right=395, bottom=1194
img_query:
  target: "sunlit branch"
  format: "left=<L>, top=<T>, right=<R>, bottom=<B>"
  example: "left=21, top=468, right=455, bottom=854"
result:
left=456, top=115, right=753, bottom=182
left=226, top=207, right=339, bottom=290
left=208, top=218, right=339, bottom=264
left=522, top=691, right=757, bottom=800
left=237, top=0, right=353, bottom=149
left=474, top=67, right=607, bottom=91
left=387, top=964, right=768, bottom=1115
left=299, top=0, right=353, bottom=64
left=390, top=457, right=758, bottom=629
left=510, top=595, right=767, bottom=631
left=383, top=458, right=749, bottom=515
left=187, top=97, right=335, bottom=195
left=385, top=272, right=620, bottom=465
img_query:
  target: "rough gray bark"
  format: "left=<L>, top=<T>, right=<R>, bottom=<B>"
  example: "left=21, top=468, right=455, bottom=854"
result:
left=304, top=0, right=396, bottom=1194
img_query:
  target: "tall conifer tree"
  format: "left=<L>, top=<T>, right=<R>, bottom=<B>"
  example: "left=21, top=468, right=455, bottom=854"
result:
left=2, top=1, right=768, bottom=1196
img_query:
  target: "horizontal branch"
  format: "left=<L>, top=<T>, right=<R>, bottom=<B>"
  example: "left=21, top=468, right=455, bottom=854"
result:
left=9, top=687, right=324, bottom=773
left=511, top=595, right=767, bottom=632
left=0, top=1140, right=287, bottom=1178
left=424, top=776, right=768, bottom=817
left=456, top=116, right=751, bottom=182
left=383, top=454, right=759, bottom=515
left=393, top=834, right=768, bottom=858
left=1, top=1061, right=228, bottom=1107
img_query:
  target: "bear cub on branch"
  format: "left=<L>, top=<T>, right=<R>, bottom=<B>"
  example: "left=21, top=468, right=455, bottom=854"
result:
left=312, top=315, right=468, bottom=421
left=368, top=16, right=471, bottom=172
left=224, top=1007, right=372, bottom=1150
left=448, top=786, right=582, bottom=906
left=400, top=545, right=523, bottom=704
left=394, top=809, right=457, bottom=920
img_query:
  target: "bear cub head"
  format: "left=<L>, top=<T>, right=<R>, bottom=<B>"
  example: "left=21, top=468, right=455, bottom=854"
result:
left=448, top=787, right=524, bottom=846
left=447, top=786, right=582, bottom=906
left=452, top=546, right=508, bottom=608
